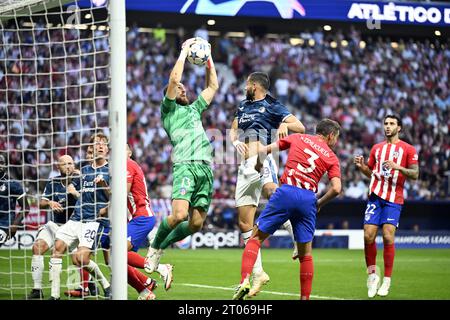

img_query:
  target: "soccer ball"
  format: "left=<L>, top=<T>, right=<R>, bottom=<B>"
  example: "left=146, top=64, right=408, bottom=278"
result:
left=187, top=38, right=210, bottom=66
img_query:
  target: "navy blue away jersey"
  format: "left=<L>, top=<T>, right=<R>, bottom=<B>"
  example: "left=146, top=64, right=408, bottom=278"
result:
left=235, top=94, right=291, bottom=145
left=70, top=163, right=109, bottom=227
left=0, top=175, right=25, bottom=229
left=42, top=176, right=80, bottom=225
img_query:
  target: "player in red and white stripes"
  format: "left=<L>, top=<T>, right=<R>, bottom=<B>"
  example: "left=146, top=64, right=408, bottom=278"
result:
left=354, top=114, right=419, bottom=298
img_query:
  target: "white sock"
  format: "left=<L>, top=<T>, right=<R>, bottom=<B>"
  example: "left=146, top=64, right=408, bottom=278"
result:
left=282, top=220, right=295, bottom=244
left=156, top=264, right=166, bottom=275
left=383, top=277, right=391, bottom=284
left=31, top=255, right=44, bottom=290
left=49, top=258, right=62, bottom=299
left=242, top=230, right=263, bottom=274
left=86, top=260, right=110, bottom=289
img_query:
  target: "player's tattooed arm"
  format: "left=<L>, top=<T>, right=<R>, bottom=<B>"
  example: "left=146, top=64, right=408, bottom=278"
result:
left=384, top=162, right=419, bottom=180
left=279, top=115, right=305, bottom=139
left=317, top=177, right=342, bottom=212
left=200, top=54, right=218, bottom=105
left=230, top=118, right=248, bottom=156
left=166, top=38, right=196, bottom=99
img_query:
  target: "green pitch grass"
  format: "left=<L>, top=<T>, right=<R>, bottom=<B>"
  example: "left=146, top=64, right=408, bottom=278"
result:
left=1, top=248, right=450, bottom=300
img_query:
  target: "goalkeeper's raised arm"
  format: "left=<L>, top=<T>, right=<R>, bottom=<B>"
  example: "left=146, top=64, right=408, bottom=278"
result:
left=200, top=52, right=219, bottom=105
left=166, top=38, right=197, bottom=101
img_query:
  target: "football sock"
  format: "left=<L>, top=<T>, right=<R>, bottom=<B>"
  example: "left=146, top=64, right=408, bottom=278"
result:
left=383, top=243, right=395, bottom=277
left=365, top=242, right=377, bottom=273
left=86, top=260, right=110, bottom=289
left=282, top=220, right=296, bottom=245
left=241, top=239, right=261, bottom=283
left=151, top=218, right=173, bottom=249
left=242, top=230, right=263, bottom=274
left=127, top=251, right=146, bottom=268
left=31, top=255, right=44, bottom=290
left=127, top=265, right=146, bottom=293
left=159, top=221, right=193, bottom=249
left=49, top=257, right=62, bottom=298
left=81, top=268, right=90, bottom=291
left=134, top=267, right=149, bottom=286
left=299, top=255, right=314, bottom=300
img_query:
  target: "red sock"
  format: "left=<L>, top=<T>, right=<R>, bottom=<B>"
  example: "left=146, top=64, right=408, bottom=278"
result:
left=365, top=242, right=377, bottom=273
left=240, top=239, right=261, bottom=283
left=299, top=255, right=314, bottom=300
left=80, top=268, right=90, bottom=290
left=127, top=265, right=146, bottom=293
left=127, top=251, right=146, bottom=269
left=383, top=243, right=395, bottom=277
left=134, top=268, right=149, bottom=286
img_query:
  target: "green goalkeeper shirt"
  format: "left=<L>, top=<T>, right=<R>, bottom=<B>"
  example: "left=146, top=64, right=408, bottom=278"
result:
left=161, top=95, right=213, bottom=164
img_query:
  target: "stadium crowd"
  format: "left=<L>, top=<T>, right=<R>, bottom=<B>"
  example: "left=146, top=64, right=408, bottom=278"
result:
left=0, top=24, right=449, bottom=231
left=125, top=26, right=449, bottom=203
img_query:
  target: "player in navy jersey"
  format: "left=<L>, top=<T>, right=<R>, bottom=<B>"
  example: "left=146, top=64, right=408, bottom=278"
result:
left=49, top=133, right=111, bottom=300
left=26, top=155, right=86, bottom=299
left=354, top=115, right=419, bottom=298
left=230, top=72, right=305, bottom=297
left=0, top=154, right=29, bottom=247
left=233, top=119, right=342, bottom=300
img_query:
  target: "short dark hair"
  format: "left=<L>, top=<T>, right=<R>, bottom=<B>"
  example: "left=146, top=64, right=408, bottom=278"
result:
left=316, top=119, right=341, bottom=137
left=89, top=132, right=109, bottom=144
left=383, top=114, right=402, bottom=128
left=248, top=72, right=270, bottom=91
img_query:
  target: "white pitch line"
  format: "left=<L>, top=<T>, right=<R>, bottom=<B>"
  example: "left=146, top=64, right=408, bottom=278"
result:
left=179, top=283, right=347, bottom=300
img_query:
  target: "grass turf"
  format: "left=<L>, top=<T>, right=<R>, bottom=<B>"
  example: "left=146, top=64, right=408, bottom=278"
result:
left=1, top=248, right=449, bottom=300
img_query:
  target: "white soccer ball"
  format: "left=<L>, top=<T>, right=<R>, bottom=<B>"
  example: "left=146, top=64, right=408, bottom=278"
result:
left=187, top=38, right=210, bottom=66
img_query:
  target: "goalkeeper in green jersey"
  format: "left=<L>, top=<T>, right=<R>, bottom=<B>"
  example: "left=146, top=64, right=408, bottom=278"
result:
left=144, top=38, right=218, bottom=275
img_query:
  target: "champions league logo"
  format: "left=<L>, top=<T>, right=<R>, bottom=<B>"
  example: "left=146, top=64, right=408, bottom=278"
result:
left=180, top=0, right=306, bottom=19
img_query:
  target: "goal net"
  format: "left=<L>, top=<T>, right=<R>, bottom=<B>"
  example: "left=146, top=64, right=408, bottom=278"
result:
left=0, top=0, right=116, bottom=299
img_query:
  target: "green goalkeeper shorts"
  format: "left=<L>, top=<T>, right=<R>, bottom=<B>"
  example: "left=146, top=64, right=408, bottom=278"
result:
left=172, top=162, right=214, bottom=212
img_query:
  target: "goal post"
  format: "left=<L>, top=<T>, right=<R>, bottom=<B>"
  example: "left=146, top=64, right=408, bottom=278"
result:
left=0, top=0, right=128, bottom=300
left=109, top=0, right=127, bottom=300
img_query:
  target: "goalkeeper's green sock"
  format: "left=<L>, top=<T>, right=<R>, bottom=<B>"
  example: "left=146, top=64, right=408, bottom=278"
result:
left=151, top=218, right=173, bottom=249
left=160, top=221, right=193, bottom=249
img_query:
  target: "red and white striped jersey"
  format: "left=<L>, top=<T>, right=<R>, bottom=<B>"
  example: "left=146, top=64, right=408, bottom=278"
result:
left=127, top=158, right=154, bottom=220
left=278, top=134, right=341, bottom=193
left=367, top=140, right=418, bottom=204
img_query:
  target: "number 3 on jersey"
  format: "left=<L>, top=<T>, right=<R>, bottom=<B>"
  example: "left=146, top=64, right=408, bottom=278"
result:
left=298, top=148, right=319, bottom=173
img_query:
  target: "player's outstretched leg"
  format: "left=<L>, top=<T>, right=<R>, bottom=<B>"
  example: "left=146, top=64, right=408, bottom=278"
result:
left=156, top=264, right=174, bottom=291
left=234, top=237, right=265, bottom=300
left=241, top=230, right=269, bottom=298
